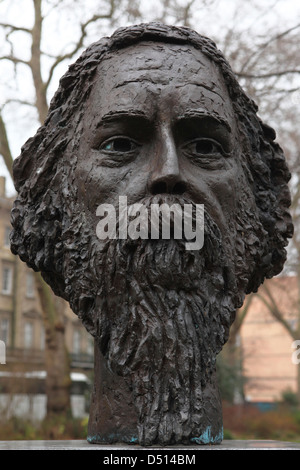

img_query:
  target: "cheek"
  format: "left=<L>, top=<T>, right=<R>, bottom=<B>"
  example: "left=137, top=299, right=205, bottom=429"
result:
left=75, top=154, right=150, bottom=214
left=188, top=165, right=239, bottom=208
left=212, top=171, right=240, bottom=215
left=185, top=162, right=241, bottom=242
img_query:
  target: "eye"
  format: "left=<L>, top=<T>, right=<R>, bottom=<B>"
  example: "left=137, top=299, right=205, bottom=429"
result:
left=187, top=138, right=223, bottom=155
left=100, top=137, right=138, bottom=153
left=181, top=138, right=229, bottom=169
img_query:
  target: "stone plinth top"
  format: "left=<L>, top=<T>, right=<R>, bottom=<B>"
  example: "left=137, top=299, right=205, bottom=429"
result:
left=0, top=439, right=300, bottom=450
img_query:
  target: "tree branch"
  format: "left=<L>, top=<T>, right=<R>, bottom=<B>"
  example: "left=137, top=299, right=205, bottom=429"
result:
left=0, top=22, right=31, bottom=34
left=256, top=284, right=296, bottom=339
left=0, top=112, right=13, bottom=178
left=257, top=86, right=300, bottom=98
left=238, top=294, right=254, bottom=329
left=2, top=98, right=35, bottom=108
left=44, top=9, right=116, bottom=92
left=181, top=0, right=197, bottom=26
left=239, top=22, right=300, bottom=74
left=0, top=55, right=30, bottom=66
left=235, top=69, right=300, bottom=79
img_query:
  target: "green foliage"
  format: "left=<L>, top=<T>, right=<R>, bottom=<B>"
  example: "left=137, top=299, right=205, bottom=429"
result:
left=281, top=388, right=299, bottom=408
left=2, top=406, right=300, bottom=442
left=223, top=403, right=300, bottom=442
left=0, top=415, right=88, bottom=440
left=222, top=428, right=234, bottom=440
left=0, top=416, right=37, bottom=440
left=217, top=350, right=245, bottom=404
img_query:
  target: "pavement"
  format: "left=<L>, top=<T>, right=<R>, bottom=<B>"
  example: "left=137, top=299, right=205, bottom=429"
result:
left=0, top=439, right=300, bottom=450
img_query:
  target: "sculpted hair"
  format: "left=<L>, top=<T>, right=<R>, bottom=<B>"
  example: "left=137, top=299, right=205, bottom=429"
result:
left=10, top=22, right=293, bottom=298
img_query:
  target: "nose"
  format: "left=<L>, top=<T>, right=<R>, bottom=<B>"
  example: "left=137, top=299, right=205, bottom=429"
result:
left=149, top=126, right=187, bottom=195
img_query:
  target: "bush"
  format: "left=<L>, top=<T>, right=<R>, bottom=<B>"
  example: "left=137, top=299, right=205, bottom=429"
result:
left=0, top=417, right=38, bottom=440
left=0, top=415, right=88, bottom=440
left=281, top=388, right=299, bottom=408
left=222, top=402, right=300, bottom=441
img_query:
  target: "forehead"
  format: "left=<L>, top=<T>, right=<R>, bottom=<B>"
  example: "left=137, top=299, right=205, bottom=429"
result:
left=88, top=42, right=234, bottom=123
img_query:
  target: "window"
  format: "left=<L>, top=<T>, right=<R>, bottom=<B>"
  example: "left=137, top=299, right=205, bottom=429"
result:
left=2, top=266, right=13, bottom=295
left=24, top=322, right=33, bottom=349
left=73, top=330, right=81, bottom=355
left=0, top=318, right=9, bottom=344
left=26, top=271, right=35, bottom=298
left=40, top=325, right=45, bottom=350
left=87, top=336, right=94, bottom=356
left=3, top=226, right=11, bottom=248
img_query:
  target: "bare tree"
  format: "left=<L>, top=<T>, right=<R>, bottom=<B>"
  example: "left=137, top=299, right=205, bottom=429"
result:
left=0, top=0, right=125, bottom=417
left=211, top=3, right=300, bottom=400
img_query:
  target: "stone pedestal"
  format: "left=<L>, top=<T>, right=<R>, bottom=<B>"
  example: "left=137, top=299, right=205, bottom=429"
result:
left=0, top=439, right=300, bottom=450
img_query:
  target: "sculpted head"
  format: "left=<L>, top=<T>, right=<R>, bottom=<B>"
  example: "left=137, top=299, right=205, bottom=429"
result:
left=10, top=23, right=293, bottom=445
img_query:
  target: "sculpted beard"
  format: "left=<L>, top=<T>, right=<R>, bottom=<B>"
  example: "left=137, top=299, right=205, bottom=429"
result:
left=63, top=194, right=238, bottom=444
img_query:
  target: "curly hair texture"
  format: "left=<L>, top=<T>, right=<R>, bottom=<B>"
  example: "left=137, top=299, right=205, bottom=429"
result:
left=10, top=22, right=293, bottom=303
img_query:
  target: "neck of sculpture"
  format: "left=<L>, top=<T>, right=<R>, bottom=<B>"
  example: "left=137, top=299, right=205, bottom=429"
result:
left=87, top=342, right=223, bottom=446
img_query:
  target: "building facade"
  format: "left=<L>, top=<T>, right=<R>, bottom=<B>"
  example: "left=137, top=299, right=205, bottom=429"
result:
left=240, top=276, right=299, bottom=404
left=0, top=176, right=93, bottom=390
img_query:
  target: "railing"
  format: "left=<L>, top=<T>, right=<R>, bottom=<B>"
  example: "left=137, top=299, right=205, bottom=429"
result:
left=70, top=352, right=94, bottom=369
left=3, top=348, right=94, bottom=369
left=6, top=347, right=45, bottom=364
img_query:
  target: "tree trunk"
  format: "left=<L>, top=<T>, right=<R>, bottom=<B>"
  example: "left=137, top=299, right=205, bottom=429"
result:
left=45, top=308, right=72, bottom=416
left=35, top=273, right=71, bottom=416
left=0, top=108, right=72, bottom=416
left=0, top=114, right=13, bottom=176
left=31, top=0, right=48, bottom=123
left=29, top=0, right=72, bottom=416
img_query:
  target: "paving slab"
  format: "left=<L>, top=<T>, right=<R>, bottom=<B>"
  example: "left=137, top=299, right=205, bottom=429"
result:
left=0, top=439, right=299, bottom=450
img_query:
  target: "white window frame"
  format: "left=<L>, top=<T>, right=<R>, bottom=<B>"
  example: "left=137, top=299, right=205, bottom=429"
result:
left=0, top=318, right=9, bottom=344
left=2, top=266, right=13, bottom=295
left=26, top=271, right=35, bottom=298
left=73, top=330, right=81, bottom=355
left=3, top=226, right=11, bottom=248
left=24, top=321, right=34, bottom=349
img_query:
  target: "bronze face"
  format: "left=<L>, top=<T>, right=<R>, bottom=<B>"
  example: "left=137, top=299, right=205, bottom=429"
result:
left=75, top=42, right=245, bottom=243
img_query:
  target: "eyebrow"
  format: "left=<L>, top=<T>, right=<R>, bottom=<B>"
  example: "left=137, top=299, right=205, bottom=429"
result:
left=177, top=110, right=232, bottom=133
left=95, top=108, right=232, bottom=135
left=96, top=110, right=150, bottom=128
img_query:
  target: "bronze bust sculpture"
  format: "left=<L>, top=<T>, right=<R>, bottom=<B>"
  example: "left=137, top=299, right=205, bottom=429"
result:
left=10, top=23, right=293, bottom=446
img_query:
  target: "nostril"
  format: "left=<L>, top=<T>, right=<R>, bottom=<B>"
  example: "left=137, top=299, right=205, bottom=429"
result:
left=173, top=181, right=187, bottom=195
left=151, top=181, right=168, bottom=195
left=151, top=180, right=187, bottom=195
